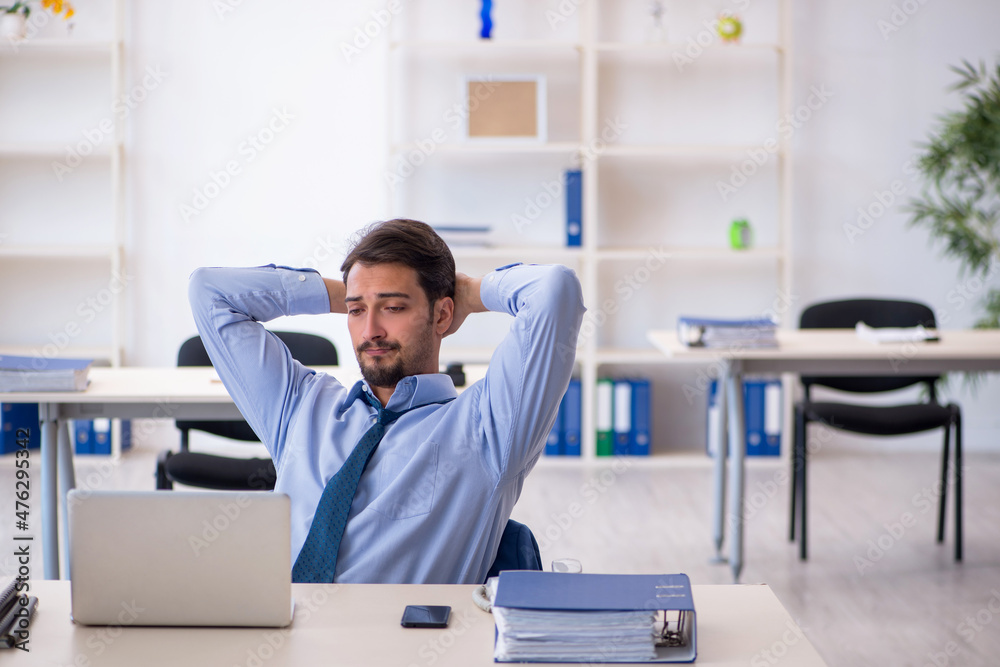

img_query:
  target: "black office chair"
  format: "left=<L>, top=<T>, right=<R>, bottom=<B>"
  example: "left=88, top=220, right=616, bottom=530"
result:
left=486, top=519, right=542, bottom=582
left=156, top=332, right=338, bottom=491
left=789, top=298, right=962, bottom=561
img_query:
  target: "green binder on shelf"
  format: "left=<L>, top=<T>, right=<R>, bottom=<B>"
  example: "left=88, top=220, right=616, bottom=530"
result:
left=596, top=378, right=614, bottom=456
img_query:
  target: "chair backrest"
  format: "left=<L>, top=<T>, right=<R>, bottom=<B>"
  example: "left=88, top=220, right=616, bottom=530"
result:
left=485, top=519, right=542, bottom=582
left=800, top=298, right=938, bottom=395
left=176, top=332, right=338, bottom=441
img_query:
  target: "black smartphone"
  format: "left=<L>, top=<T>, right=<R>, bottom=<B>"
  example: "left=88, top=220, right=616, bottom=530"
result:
left=401, top=605, right=451, bottom=628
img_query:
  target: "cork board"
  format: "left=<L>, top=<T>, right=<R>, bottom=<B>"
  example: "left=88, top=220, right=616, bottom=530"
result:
left=465, top=76, right=546, bottom=140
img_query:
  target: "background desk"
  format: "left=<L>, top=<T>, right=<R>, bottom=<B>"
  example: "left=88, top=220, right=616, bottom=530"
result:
left=648, top=329, right=1000, bottom=582
left=11, top=581, right=828, bottom=666
left=0, top=366, right=350, bottom=580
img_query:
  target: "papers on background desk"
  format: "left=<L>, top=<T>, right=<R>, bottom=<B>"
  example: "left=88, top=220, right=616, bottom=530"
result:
left=855, top=321, right=939, bottom=344
left=0, top=354, right=92, bottom=392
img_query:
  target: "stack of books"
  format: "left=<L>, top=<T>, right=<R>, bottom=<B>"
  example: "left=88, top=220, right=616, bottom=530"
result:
left=677, top=316, right=778, bottom=349
left=492, top=571, right=697, bottom=663
left=0, top=355, right=92, bottom=392
left=431, top=224, right=492, bottom=247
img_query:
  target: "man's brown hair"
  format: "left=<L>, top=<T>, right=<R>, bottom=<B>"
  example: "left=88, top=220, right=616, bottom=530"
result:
left=340, top=219, right=456, bottom=305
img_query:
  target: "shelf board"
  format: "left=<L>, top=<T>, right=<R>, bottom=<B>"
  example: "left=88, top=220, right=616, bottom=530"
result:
left=596, top=246, right=782, bottom=261
left=391, top=40, right=581, bottom=53
left=0, top=142, right=118, bottom=158
left=392, top=141, right=579, bottom=155
left=0, top=344, right=119, bottom=363
left=538, top=452, right=785, bottom=468
left=600, top=144, right=786, bottom=158
left=595, top=41, right=782, bottom=54
left=450, top=246, right=583, bottom=261
left=594, top=348, right=670, bottom=365
left=0, top=38, right=118, bottom=54
left=0, top=244, right=118, bottom=260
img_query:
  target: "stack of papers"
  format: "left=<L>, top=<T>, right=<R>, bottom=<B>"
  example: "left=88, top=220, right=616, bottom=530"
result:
left=677, top=316, right=778, bottom=349
left=431, top=224, right=492, bottom=247
left=855, top=321, right=939, bottom=344
left=0, top=354, right=92, bottom=392
left=494, top=607, right=659, bottom=662
left=492, top=571, right=697, bottom=663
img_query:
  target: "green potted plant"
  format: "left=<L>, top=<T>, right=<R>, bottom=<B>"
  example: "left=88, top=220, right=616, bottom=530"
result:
left=1, top=0, right=74, bottom=41
left=908, top=59, right=1000, bottom=329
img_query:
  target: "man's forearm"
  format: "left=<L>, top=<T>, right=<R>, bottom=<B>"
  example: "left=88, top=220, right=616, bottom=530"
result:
left=324, top=277, right=348, bottom=314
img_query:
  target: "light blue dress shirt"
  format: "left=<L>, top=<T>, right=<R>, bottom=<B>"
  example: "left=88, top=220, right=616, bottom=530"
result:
left=188, top=262, right=585, bottom=584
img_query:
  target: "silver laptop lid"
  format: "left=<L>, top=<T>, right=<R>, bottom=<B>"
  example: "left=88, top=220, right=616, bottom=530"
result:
left=68, top=490, right=292, bottom=627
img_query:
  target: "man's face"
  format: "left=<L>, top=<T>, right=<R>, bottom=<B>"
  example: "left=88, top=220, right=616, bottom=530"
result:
left=345, top=262, right=446, bottom=389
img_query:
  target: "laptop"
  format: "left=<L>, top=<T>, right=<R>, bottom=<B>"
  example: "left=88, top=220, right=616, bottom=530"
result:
left=68, top=490, right=293, bottom=627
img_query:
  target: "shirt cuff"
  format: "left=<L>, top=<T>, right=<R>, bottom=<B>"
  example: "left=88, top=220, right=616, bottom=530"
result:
left=480, top=263, right=523, bottom=315
left=273, top=265, right=331, bottom=316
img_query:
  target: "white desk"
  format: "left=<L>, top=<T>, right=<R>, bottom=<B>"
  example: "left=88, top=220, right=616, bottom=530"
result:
left=0, top=366, right=351, bottom=580
left=10, top=581, right=828, bottom=666
left=648, top=329, right=1000, bottom=582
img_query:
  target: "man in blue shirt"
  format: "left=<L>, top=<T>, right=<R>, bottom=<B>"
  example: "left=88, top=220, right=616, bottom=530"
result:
left=189, top=219, right=585, bottom=584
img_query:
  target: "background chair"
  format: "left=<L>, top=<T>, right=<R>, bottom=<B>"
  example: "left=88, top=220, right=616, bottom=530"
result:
left=789, top=298, right=962, bottom=561
left=156, top=331, right=338, bottom=490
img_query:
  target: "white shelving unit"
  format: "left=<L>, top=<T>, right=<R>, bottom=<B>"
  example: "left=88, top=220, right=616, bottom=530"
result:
left=0, top=0, right=126, bottom=366
left=387, top=0, right=792, bottom=465
left=0, top=0, right=127, bottom=455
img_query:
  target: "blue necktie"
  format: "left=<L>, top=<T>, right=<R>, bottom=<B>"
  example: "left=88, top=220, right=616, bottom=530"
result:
left=292, top=391, right=406, bottom=583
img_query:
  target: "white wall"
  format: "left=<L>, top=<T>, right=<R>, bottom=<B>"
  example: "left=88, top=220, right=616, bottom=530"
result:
left=79, top=0, right=1000, bottom=449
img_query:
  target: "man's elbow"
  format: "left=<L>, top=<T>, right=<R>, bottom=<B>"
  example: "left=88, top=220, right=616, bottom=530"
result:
left=545, top=265, right=586, bottom=322
left=187, top=266, right=220, bottom=309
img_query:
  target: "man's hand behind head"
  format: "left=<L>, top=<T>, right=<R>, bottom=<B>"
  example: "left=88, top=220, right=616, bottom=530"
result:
left=444, top=273, right=485, bottom=337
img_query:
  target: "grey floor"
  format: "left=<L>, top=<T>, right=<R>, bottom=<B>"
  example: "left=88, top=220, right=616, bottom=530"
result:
left=2, top=427, right=998, bottom=667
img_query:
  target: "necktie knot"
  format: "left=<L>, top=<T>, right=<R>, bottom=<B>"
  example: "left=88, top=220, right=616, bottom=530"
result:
left=364, top=391, right=403, bottom=426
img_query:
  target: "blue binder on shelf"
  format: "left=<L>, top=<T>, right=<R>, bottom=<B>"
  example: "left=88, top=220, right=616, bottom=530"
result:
left=1, top=403, right=40, bottom=455
left=74, top=419, right=133, bottom=455
left=493, top=571, right=697, bottom=663
left=629, top=378, right=651, bottom=456
left=545, top=398, right=564, bottom=456
left=706, top=378, right=781, bottom=457
left=562, top=378, right=582, bottom=457
left=565, top=169, right=582, bottom=247
left=744, top=378, right=781, bottom=457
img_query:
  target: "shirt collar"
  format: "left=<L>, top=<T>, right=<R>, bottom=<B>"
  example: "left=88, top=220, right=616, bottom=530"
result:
left=345, top=374, right=458, bottom=412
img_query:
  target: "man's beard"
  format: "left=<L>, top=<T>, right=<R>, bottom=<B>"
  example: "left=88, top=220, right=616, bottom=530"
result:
left=356, top=341, right=407, bottom=388
left=355, top=318, right=436, bottom=389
